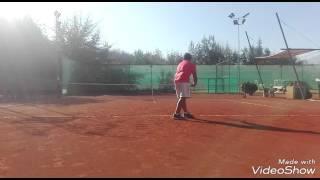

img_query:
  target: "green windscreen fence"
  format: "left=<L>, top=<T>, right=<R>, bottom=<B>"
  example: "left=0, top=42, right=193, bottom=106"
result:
left=62, top=58, right=320, bottom=95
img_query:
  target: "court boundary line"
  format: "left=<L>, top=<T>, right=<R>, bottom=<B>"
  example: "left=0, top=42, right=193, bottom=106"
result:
left=220, top=99, right=290, bottom=110
left=1, top=114, right=318, bottom=119
left=110, top=114, right=320, bottom=118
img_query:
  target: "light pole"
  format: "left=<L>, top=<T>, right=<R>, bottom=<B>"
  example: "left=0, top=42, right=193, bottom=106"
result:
left=54, top=10, right=62, bottom=97
left=228, top=12, right=250, bottom=93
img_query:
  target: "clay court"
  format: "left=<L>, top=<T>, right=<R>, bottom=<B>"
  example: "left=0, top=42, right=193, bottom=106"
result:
left=0, top=94, right=319, bottom=177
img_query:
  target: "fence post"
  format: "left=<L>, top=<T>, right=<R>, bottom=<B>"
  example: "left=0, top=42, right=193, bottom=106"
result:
left=280, top=65, right=283, bottom=80
left=301, top=65, right=304, bottom=82
left=215, top=65, right=218, bottom=93
left=151, top=65, right=153, bottom=96
left=128, top=64, right=130, bottom=84
left=208, top=78, right=210, bottom=94
left=318, top=83, right=320, bottom=99
left=229, top=64, right=231, bottom=93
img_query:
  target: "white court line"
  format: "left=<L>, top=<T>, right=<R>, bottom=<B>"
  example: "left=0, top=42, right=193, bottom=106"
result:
left=112, top=115, right=170, bottom=118
left=25, top=114, right=320, bottom=118
left=221, top=99, right=289, bottom=110
left=34, top=116, right=96, bottom=118
left=307, top=99, right=320, bottom=102
left=18, top=114, right=320, bottom=119
left=0, top=115, right=97, bottom=119
left=2, top=113, right=314, bottom=119
left=110, top=114, right=320, bottom=118
left=152, top=98, right=157, bottom=104
left=238, top=101, right=275, bottom=108
left=5, top=114, right=308, bottom=119
left=0, top=104, right=26, bottom=108
left=199, top=114, right=320, bottom=117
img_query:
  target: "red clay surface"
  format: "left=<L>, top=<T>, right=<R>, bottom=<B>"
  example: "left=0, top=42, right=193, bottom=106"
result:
left=0, top=94, right=320, bottom=177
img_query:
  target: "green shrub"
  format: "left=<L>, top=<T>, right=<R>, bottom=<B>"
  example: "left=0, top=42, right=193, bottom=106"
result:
left=241, top=82, right=258, bottom=95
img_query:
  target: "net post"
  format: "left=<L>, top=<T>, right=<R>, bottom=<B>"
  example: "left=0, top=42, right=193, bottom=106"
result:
left=207, top=78, right=210, bottom=94
left=318, top=83, right=320, bottom=99
left=280, top=64, right=283, bottom=80
left=228, top=64, right=231, bottom=93
left=301, top=65, right=304, bottom=82
left=215, top=64, right=218, bottom=93
left=151, top=64, right=153, bottom=97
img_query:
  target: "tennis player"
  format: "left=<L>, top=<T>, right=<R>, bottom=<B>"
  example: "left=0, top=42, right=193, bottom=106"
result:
left=173, top=53, right=197, bottom=120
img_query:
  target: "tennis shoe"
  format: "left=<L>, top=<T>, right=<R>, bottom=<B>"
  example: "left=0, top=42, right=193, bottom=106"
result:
left=184, top=113, right=195, bottom=119
left=173, top=113, right=185, bottom=120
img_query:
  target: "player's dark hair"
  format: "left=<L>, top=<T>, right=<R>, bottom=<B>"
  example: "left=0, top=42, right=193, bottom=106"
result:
left=184, top=53, right=192, bottom=61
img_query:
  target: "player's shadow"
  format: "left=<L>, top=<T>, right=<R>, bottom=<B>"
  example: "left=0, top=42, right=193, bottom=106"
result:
left=186, top=118, right=320, bottom=136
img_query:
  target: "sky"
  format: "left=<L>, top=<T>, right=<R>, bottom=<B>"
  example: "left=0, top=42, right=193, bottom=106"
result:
left=0, top=2, right=320, bottom=56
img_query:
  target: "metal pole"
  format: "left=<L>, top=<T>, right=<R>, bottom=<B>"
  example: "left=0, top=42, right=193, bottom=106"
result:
left=229, top=62, right=231, bottom=93
left=215, top=64, right=218, bottom=93
left=245, top=31, right=264, bottom=90
left=301, top=65, right=304, bottom=82
left=280, top=65, right=283, bottom=80
left=318, top=83, right=320, bottom=99
left=128, top=64, right=130, bottom=83
left=222, top=64, right=225, bottom=92
left=238, top=23, right=241, bottom=94
left=276, top=13, right=305, bottom=99
left=151, top=65, right=153, bottom=97
left=55, top=11, right=62, bottom=97
left=208, top=78, right=210, bottom=94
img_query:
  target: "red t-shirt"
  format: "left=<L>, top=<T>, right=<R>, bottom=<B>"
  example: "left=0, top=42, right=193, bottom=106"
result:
left=174, top=60, right=196, bottom=83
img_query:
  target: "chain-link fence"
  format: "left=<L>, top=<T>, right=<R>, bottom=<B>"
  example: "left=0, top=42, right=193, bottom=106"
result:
left=62, top=58, right=320, bottom=95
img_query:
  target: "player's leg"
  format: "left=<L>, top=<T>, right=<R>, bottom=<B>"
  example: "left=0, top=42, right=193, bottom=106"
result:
left=181, top=97, right=187, bottom=112
left=181, top=83, right=194, bottom=119
left=174, top=97, right=185, bottom=119
left=183, top=100, right=194, bottom=118
left=173, top=83, right=184, bottom=119
left=175, top=97, right=183, bottom=114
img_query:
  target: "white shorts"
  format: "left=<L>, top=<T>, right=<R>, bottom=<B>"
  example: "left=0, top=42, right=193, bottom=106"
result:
left=175, top=82, right=191, bottom=98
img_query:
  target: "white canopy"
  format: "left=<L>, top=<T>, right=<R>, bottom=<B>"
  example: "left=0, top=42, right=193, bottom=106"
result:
left=296, top=50, right=320, bottom=64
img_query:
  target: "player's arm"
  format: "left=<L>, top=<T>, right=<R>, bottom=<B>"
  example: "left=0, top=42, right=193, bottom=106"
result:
left=191, top=71, right=197, bottom=87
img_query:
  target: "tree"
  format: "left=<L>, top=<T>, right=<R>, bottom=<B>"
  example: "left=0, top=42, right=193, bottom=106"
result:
left=255, top=38, right=264, bottom=57
left=132, top=49, right=166, bottom=65
left=151, top=49, right=166, bottom=64
left=133, top=49, right=145, bottom=64
left=0, top=17, right=57, bottom=98
left=189, top=35, right=241, bottom=65
left=166, top=51, right=183, bottom=65
left=243, top=38, right=272, bottom=65
left=224, top=44, right=235, bottom=64
left=264, top=48, right=271, bottom=56
left=100, top=49, right=134, bottom=64
left=241, top=48, right=250, bottom=64
left=231, top=51, right=239, bottom=65
left=59, top=15, right=110, bottom=62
